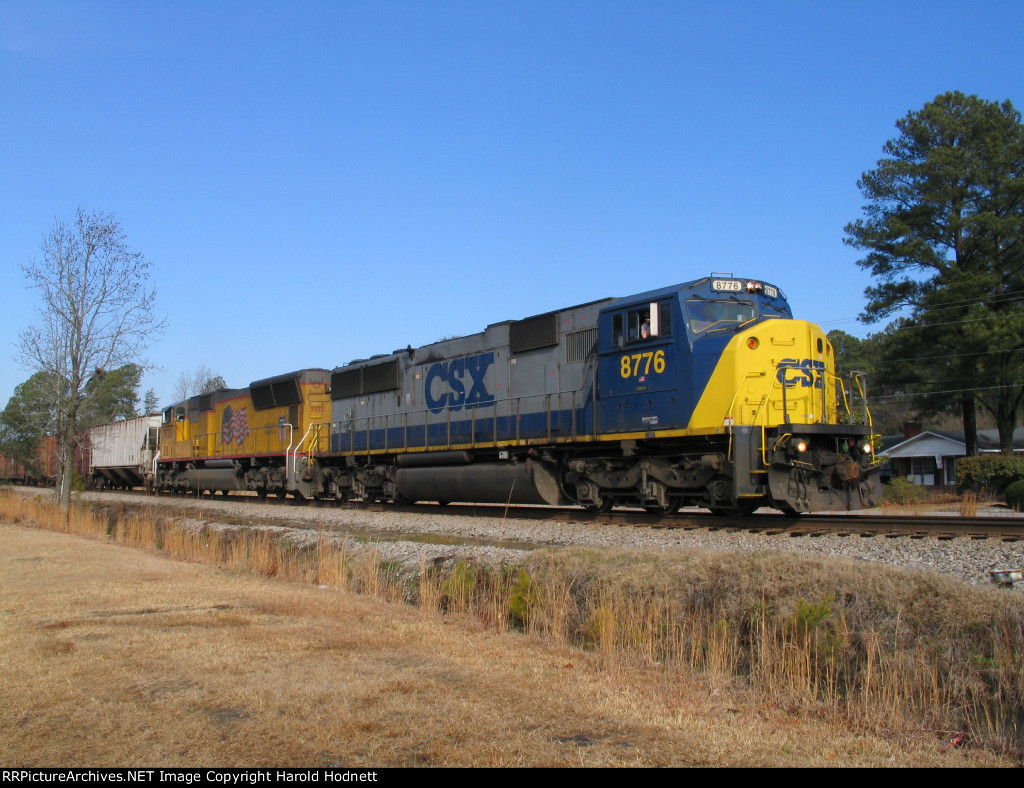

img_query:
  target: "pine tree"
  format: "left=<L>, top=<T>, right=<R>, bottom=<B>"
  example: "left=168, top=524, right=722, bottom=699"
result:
left=845, top=91, right=1024, bottom=454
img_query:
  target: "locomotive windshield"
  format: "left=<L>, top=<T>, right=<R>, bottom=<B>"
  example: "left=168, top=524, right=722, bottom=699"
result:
left=685, top=298, right=757, bottom=334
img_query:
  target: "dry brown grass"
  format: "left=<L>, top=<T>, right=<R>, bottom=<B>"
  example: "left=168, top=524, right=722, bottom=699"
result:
left=1, top=488, right=1021, bottom=767
left=515, top=547, right=1024, bottom=752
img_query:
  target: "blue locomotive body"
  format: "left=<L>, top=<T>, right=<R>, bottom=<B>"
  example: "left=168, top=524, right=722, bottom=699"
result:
left=298, top=275, right=880, bottom=514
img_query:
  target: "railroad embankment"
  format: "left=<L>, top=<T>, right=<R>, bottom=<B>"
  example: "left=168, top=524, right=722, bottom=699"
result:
left=2, top=489, right=1024, bottom=764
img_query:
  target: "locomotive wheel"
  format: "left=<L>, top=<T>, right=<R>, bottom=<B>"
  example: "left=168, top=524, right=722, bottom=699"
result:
left=709, top=501, right=759, bottom=517
left=584, top=498, right=613, bottom=514
left=257, top=487, right=268, bottom=501
left=643, top=497, right=682, bottom=516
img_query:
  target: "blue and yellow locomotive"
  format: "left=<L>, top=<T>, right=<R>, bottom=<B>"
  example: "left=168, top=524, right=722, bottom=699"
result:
left=284, top=274, right=882, bottom=514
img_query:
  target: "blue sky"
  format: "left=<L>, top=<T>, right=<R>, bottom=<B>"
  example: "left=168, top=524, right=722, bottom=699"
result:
left=2, top=0, right=1021, bottom=411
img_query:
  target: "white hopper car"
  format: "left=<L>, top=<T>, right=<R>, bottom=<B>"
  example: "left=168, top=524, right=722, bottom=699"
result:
left=88, top=414, right=163, bottom=490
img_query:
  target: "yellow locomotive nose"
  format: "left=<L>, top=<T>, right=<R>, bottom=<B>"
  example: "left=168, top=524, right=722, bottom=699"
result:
left=690, top=319, right=837, bottom=431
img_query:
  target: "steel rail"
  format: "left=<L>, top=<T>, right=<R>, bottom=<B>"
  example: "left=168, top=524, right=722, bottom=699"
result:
left=71, top=486, right=1024, bottom=542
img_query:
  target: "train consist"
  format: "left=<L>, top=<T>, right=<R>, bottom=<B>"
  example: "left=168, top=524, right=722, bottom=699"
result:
left=0, top=435, right=84, bottom=487
left=144, top=275, right=881, bottom=515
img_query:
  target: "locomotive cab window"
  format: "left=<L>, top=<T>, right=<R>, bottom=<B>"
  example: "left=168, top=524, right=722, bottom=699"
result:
left=685, top=299, right=756, bottom=335
left=615, top=302, right=673, bottom=346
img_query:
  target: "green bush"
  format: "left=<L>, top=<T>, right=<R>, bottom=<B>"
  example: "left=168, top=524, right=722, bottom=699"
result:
left=881, top=476, right=928, bottom=505
left=508, top=568, right=539, bottom=629
left=1005, top=479, right=1024, bottom=511
left=956, top=455, right=1024, bottom=494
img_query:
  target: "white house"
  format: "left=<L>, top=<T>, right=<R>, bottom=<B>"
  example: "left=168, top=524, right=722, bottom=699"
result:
left=879, top=425, right=1024, bottom=487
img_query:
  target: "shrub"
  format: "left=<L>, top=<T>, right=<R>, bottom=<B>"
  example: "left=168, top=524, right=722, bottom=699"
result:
left=957, top=455, right=1024, bottom=495
left=1005, top=479, right=1024, bottom=511
left=881, top=476, right=928, bottom=505
left=443, top=559, right=479, bottom=612
left=508, top=568, right=539, bottom=629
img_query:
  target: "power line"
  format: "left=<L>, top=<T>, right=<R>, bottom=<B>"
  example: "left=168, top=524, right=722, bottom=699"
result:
left=874, top=376, right=1023, bottom=395
left=817, top=290, right=1024, bottom=335
left=871, top=382, right=1024, bottom=402
left=872, top=346, right=1024, bottom=366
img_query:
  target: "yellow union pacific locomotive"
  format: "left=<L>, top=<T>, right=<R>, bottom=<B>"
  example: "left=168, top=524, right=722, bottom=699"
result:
left=155, top=275, right=882, bottom=514
left=157, top=369, right=330, bottom=498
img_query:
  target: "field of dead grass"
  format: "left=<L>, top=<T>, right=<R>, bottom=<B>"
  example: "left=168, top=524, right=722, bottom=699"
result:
left=1, top=490, right=1021, bottom=767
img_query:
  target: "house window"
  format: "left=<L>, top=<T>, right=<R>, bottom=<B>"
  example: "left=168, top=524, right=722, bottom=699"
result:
left=909, top=456, right=936, bottom=486
left=943, top=456, right=957, bottom=485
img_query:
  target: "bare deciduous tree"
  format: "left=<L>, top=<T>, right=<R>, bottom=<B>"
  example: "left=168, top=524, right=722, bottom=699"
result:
left=172, top=365, right=228, bottom=402
left=17, top=208, right=164, bottom=510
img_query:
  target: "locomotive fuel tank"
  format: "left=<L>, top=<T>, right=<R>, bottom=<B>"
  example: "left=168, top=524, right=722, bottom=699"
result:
left=394, top=459, right=566, bottom=506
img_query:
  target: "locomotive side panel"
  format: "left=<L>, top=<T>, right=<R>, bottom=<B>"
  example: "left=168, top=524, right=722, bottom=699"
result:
left=326, top=299, right=607, bottom=456
left=315, top=301, right=607, bottom=504
left=596, top=291, right=689, bottom=435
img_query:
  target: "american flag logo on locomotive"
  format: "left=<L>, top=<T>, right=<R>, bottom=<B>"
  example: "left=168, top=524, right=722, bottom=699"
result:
left=221, top=405, right=249, bottom=446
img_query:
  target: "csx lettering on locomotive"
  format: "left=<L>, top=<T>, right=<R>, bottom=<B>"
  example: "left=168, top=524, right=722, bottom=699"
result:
left=776, top=358, right=825, bottom=389
left=425, top=352, right=495, bottom=413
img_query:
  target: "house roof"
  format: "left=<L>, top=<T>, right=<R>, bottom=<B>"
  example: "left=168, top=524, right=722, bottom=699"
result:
left=879, top=428, right=1024, bottom=458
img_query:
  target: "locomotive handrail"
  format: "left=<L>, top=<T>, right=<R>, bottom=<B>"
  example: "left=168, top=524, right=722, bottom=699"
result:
left=163, top=422, right=300, bottom=462
left=283, top=422, right=295, bottom=470
left=724, top=371, right=769, bottom=426
left=754, top=365, right=813, bottom=468
left=849, top=372, right=875, bottom=430
left=824, top=369, right=881, bottom=463
left=850, top=372, right=883, bottom=465
left=314, top=381, right=599, bottom=458
left=827, top=368, right=854, bottom=424
left=723, top=370, right=768, bottom=463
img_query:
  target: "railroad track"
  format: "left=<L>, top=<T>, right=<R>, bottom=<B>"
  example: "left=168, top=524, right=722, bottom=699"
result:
left=79, top=487, right=1024, bottom=542
left=401, top=506, right=1024, bottom=541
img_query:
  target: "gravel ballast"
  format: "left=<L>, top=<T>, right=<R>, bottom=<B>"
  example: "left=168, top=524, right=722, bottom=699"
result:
left=79, top=491, right=1024, bottom=592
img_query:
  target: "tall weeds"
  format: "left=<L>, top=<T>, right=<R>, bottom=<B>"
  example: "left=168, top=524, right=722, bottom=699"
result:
left=3, top=488, right=1023, bottom=755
